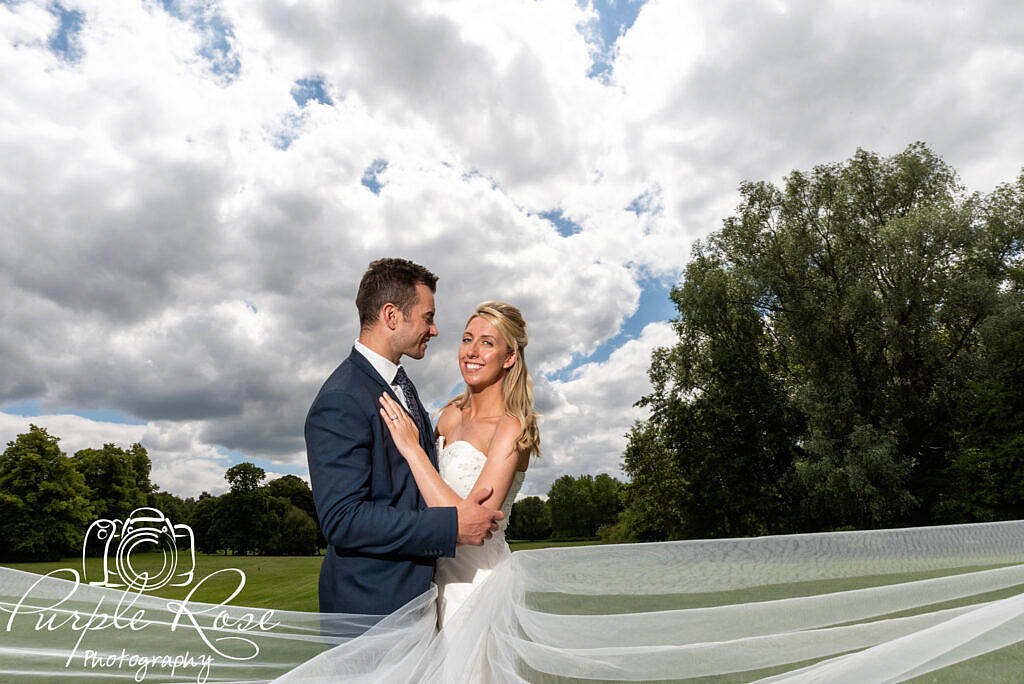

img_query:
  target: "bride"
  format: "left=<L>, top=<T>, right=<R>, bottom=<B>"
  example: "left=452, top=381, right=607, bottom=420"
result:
left=376, top=301, right=539, bottom=632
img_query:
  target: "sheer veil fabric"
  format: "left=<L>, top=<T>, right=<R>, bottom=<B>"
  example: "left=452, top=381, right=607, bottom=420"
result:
left=2, top=520, right=1024, bottom=682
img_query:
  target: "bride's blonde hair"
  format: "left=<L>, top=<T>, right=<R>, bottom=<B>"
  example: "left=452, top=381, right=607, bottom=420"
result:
left=446, top=302, right=540, bottom=459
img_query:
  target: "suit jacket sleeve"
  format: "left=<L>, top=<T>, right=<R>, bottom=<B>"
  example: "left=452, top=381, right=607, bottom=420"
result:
left=305, top=389, right=458, bottom=559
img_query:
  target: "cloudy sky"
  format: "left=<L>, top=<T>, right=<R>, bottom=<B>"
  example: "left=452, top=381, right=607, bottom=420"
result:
left=2, top=0, right=1022, bottom=499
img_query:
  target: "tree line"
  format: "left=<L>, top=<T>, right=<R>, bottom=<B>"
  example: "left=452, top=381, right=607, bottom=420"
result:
left=614, top=143, right=1024, bottom=541
left=0, top=424, right=626, bottom=560
left=0, top=425, right=321, bottom=561
left=506, top=473, right=625, bottom=541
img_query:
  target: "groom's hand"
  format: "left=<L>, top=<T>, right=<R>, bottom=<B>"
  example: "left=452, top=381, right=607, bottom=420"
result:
left=455, top=487, right=504, bottom=546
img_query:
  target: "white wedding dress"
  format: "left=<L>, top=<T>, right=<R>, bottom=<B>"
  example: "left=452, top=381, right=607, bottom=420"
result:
left=430, top=436, right=525, bottom=680
left=435, top=436, right=525, bottom=629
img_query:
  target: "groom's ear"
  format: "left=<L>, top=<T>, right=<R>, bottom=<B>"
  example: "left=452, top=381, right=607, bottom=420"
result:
left=381, top=302, right=400, bottom=330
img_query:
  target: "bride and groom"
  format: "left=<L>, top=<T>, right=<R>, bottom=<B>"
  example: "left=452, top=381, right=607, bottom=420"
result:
left=304, top=257, right=538, bottom=631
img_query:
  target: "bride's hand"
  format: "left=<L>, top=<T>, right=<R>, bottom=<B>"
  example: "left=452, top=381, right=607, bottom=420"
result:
left=378, top=392, right=421, bottom=458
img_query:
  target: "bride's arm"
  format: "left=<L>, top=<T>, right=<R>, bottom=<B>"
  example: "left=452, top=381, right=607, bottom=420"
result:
left=378, top=392, right=461, bottom=506
left=462, top=416, right=525, bottom=511
left=378, top=393, right=522, bottom=510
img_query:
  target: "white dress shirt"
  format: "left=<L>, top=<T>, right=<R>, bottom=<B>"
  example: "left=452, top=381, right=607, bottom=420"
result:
left=353, top=339, right=412, bottom=414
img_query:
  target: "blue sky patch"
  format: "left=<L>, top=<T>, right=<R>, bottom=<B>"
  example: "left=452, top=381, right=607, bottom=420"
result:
left=626, top=187, right=662, bottom=216
left=291, top=76, right=333, bottom=107
left=361, top=159, right=388, bottom=195
left=271, top=112, right=305, bottom=150
left=546, top=273, right=678, bottom=382
left=2, top=400, right=148, bottom=426
left=213, top=446, right=310, bottom=487
left=540, top=209, right=583, bottom=237
left=47, top=2, right=85, bottom=64
left=580, top=0, right=645, bottom=80
left=159, top=0, right=240, bottom=80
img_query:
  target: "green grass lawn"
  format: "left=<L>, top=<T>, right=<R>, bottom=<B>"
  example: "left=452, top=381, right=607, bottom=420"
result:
left=1, top=540, right=599, bottom=612
left=3, top=552, right=323, bottom=612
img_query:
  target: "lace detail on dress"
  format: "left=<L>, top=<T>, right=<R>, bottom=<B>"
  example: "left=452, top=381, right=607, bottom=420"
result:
left=437, top=436, right=524, bottom=533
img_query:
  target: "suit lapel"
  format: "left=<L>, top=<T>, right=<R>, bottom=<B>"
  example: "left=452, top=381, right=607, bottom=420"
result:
left=348, top=347, right=403, bottom=403
left=404, top=380, right=438, bottom=468
left=349, top=348, right=437, bottom=466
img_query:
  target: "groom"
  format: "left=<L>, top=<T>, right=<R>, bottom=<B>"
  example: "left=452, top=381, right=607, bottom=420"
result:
left=305, top=258, right=502, bottom=616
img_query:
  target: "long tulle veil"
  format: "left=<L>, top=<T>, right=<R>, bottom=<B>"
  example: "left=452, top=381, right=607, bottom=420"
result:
left=3, top=519, right=1024, bottom=682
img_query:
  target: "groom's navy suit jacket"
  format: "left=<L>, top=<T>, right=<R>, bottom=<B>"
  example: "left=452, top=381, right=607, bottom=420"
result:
left=305, top=348, right=458, bottom=616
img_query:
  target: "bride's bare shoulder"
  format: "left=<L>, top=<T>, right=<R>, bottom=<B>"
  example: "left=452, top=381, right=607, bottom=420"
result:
left=488, top=415, right=530, bottom=472
left=487, top=415, right=524, bottom=456
left=436, top=402, right=462, bottom=438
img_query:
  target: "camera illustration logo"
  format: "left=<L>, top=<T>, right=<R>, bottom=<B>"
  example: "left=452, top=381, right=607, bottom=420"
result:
left=82, top=507, right=196, bottom=591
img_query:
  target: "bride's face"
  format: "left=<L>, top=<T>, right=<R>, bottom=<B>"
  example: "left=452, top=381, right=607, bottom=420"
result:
left=459, top=316, right=515, bottom=388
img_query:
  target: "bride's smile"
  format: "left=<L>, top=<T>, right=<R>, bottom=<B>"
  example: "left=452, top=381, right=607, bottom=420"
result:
left=459, top=317, right=515, bottom=387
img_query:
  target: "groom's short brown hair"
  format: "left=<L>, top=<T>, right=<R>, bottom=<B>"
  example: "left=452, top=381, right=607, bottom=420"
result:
left=356, top=258, right=438, bottom=329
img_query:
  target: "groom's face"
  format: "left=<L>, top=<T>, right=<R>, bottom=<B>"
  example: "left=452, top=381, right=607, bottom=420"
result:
left=395, top=283, right=438, bottom=360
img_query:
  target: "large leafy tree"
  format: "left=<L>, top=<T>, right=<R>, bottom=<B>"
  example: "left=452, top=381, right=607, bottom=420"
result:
left=216, top=463, right=267, bottom=555
left=626, top=143, right=1023, bottom=534
left=590, top=474, right=625, bottom=532
left=225, top=462, right=266, bottom=494
left=0, top=425, right=95, bottom=561
left=148, top=490, right=189, bottom=525
left=188, top=494, right=222, bottom=554
left=72, top=442, right=152, bottom=522
left=547, top=475, right=594, bottom=538
left=507, top=496, right=551, bottom=540
left=267, top=474, right=323, bottom=550
left=938, top=260, right=1024, bottom=521
left=266, top=474, right=316, bottom=518
left=277, top=505, right=319, bottom=555
left=624, top=250, right=805, bottom=539
left=547, top=474, right=625, bottom=538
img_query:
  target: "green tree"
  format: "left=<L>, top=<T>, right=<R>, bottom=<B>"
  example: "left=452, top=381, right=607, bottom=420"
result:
left=216, top=491, right=258, bottom=555
left=507, top=496, right=551, bottom=540
left=546, top=474, right=624, bottom=538
left=257, top=497, right=318, bottom=556
left=279, top=505, right=319, bottom=555
left=547, top=475, right=591, bottom=538
left=72, top=443, right=151, bottom=523
left=268, top=473, right=323, bottom=552
left=620, top=420, right=688, bottom=540
left=148, top=490, right=188, bottom=525
left=266, top=474, right=322, bottom=550
left=266, top=475, right=315, bottom=515
left=625, top=246, right=805, bottom=538
left=937, top=296, right=1024, bottom=521
left=188, top=494, right=222, bottom=554
left=728, top=145, right=1019, bottom=527
left=128, top=442, right=154, bottom=498
left=0, top=425, right=95, bottom=561
left=254, top=494, right=292, bottom=555
left=216, top=463, right=268, bottom=555
left=591, top=474, right=624, bottom=531
left=225, top=462, right=266, bottom=494
left=625, top=143, right=1023, bottom=535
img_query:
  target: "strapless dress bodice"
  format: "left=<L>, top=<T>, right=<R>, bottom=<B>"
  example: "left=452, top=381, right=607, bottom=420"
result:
left=437, top=437, right=525, bottom=533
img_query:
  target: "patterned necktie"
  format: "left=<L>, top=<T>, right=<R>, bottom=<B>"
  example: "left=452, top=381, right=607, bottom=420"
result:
left=392, top=366, right=426, bottom=439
